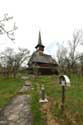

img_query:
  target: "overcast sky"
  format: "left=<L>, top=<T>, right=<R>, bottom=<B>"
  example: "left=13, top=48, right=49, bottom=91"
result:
left=0, top=0, right=83, bottom=55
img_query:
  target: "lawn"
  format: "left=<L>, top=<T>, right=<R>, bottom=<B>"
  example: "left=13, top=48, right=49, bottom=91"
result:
left=30, top=74, right=83, bottom=125
left=0, top=78, right=23, bottom=108
left=0, top=75, right=83, bottom=125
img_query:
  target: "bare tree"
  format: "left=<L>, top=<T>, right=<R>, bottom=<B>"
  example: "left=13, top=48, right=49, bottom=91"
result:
left=0, top=13, right=17, bottom=41
left=0, top=47, right=30, bottom=78
left=56, top=42, right=69, bottom=73
left=68, top=29, right=83, bottom=73
left=56, top=30, right=83, bottom=75
left=14, top=48, right=30, bottom=68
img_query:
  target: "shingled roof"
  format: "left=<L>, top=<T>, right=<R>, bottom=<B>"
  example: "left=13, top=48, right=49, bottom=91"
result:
left=28, top=51, right=57, bottom=65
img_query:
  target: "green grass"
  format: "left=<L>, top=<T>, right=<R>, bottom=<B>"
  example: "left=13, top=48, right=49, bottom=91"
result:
left=0, top=78, right=23, bottom=108
left=1, top=75, right=82, bottom=124
left=29, top=74, right=83, bottom=125
left=31, top=77, right=42, bottom=125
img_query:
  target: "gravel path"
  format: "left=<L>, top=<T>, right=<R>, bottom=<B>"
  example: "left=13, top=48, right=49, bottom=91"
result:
left=0, top=82, right=32, bottom=125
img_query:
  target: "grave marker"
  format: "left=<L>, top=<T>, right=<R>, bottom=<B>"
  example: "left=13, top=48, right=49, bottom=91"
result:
left=39, top=84, right=48, bottom=103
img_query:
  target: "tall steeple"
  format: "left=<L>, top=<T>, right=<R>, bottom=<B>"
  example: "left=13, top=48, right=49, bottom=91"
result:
left=35, top=31, right=45, bottom=52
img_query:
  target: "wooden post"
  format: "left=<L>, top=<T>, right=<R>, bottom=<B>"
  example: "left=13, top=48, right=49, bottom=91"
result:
left=61, top=86, right=65, bottom=113
left=59, top=75, right=70, bottom=113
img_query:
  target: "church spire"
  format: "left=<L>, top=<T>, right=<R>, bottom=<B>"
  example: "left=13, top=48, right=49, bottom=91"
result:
left=38, top=31, right=42, bottom=46
left=35, top=31, right=45, bottom=51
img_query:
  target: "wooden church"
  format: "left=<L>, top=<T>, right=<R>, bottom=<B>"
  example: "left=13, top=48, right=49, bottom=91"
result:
left=28, top=32, right=59, bottom=75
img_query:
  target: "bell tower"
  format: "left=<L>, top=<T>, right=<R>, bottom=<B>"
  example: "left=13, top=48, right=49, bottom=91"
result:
left=35, top=31, right=45, bottom=52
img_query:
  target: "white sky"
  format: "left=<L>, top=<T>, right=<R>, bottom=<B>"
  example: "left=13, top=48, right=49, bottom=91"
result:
left=0, top=0, right=83, bottom=56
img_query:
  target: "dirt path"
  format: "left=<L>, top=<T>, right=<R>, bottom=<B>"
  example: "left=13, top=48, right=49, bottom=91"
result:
left=40, top=98, right=59, bottom=125
left=0, top=81, right=32, bottom=125
left=38, top=83, right=59, bottom=125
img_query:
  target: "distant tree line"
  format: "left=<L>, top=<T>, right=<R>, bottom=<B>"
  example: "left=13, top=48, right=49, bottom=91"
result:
left=0, top=47, right=30, bottom=78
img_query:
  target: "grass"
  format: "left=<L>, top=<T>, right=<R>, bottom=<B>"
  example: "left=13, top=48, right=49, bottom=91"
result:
left=31, top=77, right=42, bottom=125
left=29, top=74, right=83, bottom=125
left=0, top=77, right=23, bottom=108
left=31, top=84, right=42, bottom=125
left=0, top=74, right=83, bottom=124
